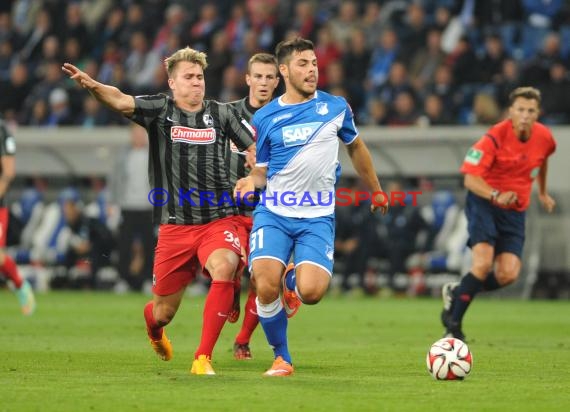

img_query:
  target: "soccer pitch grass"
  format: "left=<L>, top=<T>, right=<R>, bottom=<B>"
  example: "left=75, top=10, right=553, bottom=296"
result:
left=1, top=291, right=569, bottom=412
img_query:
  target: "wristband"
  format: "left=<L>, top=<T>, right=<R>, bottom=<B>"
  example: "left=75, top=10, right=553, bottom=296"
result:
left=490, top=189, right=500, bottom=202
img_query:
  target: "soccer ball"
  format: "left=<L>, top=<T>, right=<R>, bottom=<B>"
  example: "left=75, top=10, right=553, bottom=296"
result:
left=426, top=337, right=473, bottom=380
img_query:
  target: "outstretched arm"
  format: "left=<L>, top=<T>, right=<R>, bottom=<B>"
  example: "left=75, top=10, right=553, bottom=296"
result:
left=346, top=137, right=388, bottom=215
left=62, top=63, right=135, bottom=117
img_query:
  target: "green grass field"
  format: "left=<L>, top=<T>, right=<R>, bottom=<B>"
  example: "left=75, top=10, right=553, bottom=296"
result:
left=1, top=291, right=569, bottom=412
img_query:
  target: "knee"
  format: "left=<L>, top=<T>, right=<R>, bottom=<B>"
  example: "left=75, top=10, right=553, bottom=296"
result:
left=297, top=283, right=328, bottom=305
left=153, top=304, right=176, bottom=327
left=210, top=259, right=237, bottom=281
left=298, top=290, right=323, bottom=305
left=495, top=267, right=519, bottom=285
left=253, top=276, right=279, bottom=303
left=472, top=261, right=494, bottom=277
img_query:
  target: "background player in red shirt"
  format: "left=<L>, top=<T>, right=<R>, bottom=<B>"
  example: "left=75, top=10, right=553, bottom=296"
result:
left=63, top=47, right=255, bottom=375
left=0, top=116, right=36, bottom=315
left=226, top=53, right=280, bottom=360
left=441, top=87, right=556, bottom=341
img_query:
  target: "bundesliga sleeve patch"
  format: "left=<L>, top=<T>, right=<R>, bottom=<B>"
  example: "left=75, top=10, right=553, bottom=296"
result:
left=464, top=148, right=483, bottom=165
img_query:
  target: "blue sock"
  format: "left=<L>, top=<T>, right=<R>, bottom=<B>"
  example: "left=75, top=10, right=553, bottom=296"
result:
left=257, top=298, right=292, bottom=364
left=285, top=267, right=296, bottom=291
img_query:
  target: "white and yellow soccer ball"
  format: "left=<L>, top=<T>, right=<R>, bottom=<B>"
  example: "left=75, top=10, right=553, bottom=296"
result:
left=426, top=337, right=473, bottom=380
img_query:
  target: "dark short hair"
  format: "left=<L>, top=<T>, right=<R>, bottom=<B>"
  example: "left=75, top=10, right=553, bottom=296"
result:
left=509, top=87, right=541, bottom=107
left=275, top=37, right=314, bottom=65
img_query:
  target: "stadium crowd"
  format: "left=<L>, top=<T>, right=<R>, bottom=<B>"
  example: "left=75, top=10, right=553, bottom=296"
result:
left=1, top=0, right=570, bottom=128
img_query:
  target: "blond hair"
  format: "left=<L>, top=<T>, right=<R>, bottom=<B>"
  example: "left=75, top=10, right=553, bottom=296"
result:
left=509, top=86, right=541, bottom=107
left=164, top=47, right=208, bottom=77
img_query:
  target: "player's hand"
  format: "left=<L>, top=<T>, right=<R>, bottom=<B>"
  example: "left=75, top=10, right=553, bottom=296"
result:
left=496, top=191, right=518, bottom=206
left=234, top=176, right=255, bottom=201
left=370, top=191, right=389, bottom=215
left=538, top=193, right=556, bottom=213
left=61, top=62, right=96, bottom=89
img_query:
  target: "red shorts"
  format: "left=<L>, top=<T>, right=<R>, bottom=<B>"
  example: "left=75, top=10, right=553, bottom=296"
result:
left=152, top=216, right=243, bottom=296
left=232, top=215, right=253, bottom=265
left=0, top=207, right=8, bottom=247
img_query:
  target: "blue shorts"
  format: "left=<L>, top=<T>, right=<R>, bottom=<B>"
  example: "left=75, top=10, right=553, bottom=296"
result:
left=249, top=206, right=335, bottom=275
left=465, top=191, right=526, bottom=258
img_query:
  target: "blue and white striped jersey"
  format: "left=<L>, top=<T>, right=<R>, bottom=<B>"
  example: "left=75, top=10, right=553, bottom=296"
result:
left=253, top=90, right=358, bottom=218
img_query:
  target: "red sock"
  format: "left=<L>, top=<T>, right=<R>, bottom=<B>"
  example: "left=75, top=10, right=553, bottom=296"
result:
left=235, top=289, right=259, bottom=345
left=195, top=280, right=233, bottom=359
left=0, top=256, right=23, bottom=289
left=144, top=301, right=163, bottom=341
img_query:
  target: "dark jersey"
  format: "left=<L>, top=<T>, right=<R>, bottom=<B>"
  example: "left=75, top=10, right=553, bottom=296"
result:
left=0, top=118, right=16, bottom=206
left=227, top=97, right=258, bottom=216
left=130, top=94, right=254, bottom=225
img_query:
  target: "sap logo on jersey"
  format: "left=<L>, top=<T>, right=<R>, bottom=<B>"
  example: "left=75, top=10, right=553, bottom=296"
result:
left=171, top=126, right=216, bottom=144
left=282, top=122, right=322, bottom=147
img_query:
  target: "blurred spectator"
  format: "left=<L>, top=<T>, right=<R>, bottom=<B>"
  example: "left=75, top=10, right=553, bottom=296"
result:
left=219, top=65, right=247, bottom=103
left=334, top=181, right=378, bottom=295
left=18, top=7, right=52, bottom=64
left=386, top=90, right=420, bottom=126
left=57, top=2, right=90, bottom=53
left=248, top=1, right=282, bottom=51
left=291, top=0, right=319, bottom=42
left=78, top=95, right=109, bottom=127
left=153, top=3, right=187, bottom=52
left=376, top=61, right=415, bottom=106
left=409, top=28, right=446, bottom=93
left=0, top=62, right=31, bottom=116
left=204, top=31, right=232, bottom=99
left=123, top=31, right=162, bottom=95
left=417, top=94, right=455, bottom=126
left=379, top=180, right=429, bottom=291
left=470, top=92, right=502, bottom=125
left=424, top=64, right=460, bottom=120
left=368, top=28, right=399, bottom=92
left=539, top=61, right=570, bottom=124
left=79, top=0, right=113, bottom=33
left=328, top=1, right=359, bottom=51
left=478, top=33, right=508, bottom=83
left=55, top=187, right=114, bottom=289
left=323, top=60, right=345, bottom=95
left=446, top=35, right=480, bottom=85
left=314, top=25, right=342, bottom=89
left=365, top=98, right=388, bottom=126
left=119, top=3, right=150, bottom=51
left=25, top=99, right=48, bottom=126
left=109, top=124, right=154, bottom=292
left=360, top=1, right=383, bottom=50
left=342, top=28, right=371, bottom=115
left=395, top=3, right=429, bottom=64
left=494, top=58, right=522, bottom=108
left=224, top=2, right=249, bottom=52
left=187, top=3, right=223, bottom=51
left=521, top=32, right=567, bottom=85
left=91, top=6, right=125, bottom=61
left=45, top=88, right=74, bottom=127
